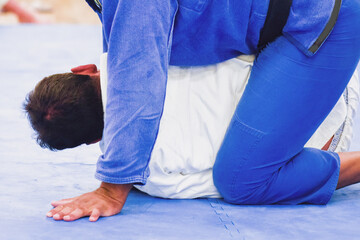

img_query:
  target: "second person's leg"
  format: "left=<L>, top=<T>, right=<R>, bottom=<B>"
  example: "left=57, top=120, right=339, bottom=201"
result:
left=213, top=0, right=360, bottom=204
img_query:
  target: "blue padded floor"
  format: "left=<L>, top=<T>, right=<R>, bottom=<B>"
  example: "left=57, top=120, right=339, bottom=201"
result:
left=0, top=25, right=360, bottom=240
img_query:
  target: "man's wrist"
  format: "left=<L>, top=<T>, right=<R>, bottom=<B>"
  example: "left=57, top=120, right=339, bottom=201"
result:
left=99, top=182, right=133, bottom=200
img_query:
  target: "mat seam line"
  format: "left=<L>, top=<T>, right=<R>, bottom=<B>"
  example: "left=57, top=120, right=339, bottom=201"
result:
left=207, top=198, right=244, bottom=239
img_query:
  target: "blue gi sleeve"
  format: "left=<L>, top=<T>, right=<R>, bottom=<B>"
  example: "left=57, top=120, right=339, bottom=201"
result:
left=95, top=0, right=178, bottom=184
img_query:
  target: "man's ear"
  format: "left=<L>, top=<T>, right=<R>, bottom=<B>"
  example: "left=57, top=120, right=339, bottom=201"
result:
left=71, top=64, right=98, bottom=75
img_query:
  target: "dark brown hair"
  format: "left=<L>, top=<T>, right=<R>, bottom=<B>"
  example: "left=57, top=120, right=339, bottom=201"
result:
left=24, top=73, right=104, bottom=150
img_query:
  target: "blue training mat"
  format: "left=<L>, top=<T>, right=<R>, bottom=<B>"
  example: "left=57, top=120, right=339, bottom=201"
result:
left=0, top=25, right=359, bottom=240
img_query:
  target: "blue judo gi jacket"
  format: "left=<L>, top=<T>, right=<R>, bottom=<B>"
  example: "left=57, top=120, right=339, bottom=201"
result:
left=85, top=0, right=340, bottom=185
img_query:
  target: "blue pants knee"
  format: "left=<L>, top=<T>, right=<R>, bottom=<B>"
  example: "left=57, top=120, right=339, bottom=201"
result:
left=213, top=0, right=360, bottom=205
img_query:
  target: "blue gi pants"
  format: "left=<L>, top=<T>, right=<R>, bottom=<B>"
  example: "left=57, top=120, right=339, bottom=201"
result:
left=213, top=0, right=360, bottom=204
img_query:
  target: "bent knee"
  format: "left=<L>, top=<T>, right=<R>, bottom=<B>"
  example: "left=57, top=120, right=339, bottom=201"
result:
left=213, top=176, right=266, bottom=205
left=213, top=161, right=268, bottom=204
left=213, top=118, right=269, bottom=204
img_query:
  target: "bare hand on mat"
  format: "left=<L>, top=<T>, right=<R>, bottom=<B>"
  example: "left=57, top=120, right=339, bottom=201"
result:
left=46, top=182, right=132, bottom=222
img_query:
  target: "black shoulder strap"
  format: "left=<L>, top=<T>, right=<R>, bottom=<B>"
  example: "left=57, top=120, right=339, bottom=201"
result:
left=85, top=0, right=102, bottom=13
left=257, top=0, right=293, bottom=51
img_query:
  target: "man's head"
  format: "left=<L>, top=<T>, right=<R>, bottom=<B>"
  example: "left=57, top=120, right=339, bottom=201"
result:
left=24, top=64, right=104, bottom=150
